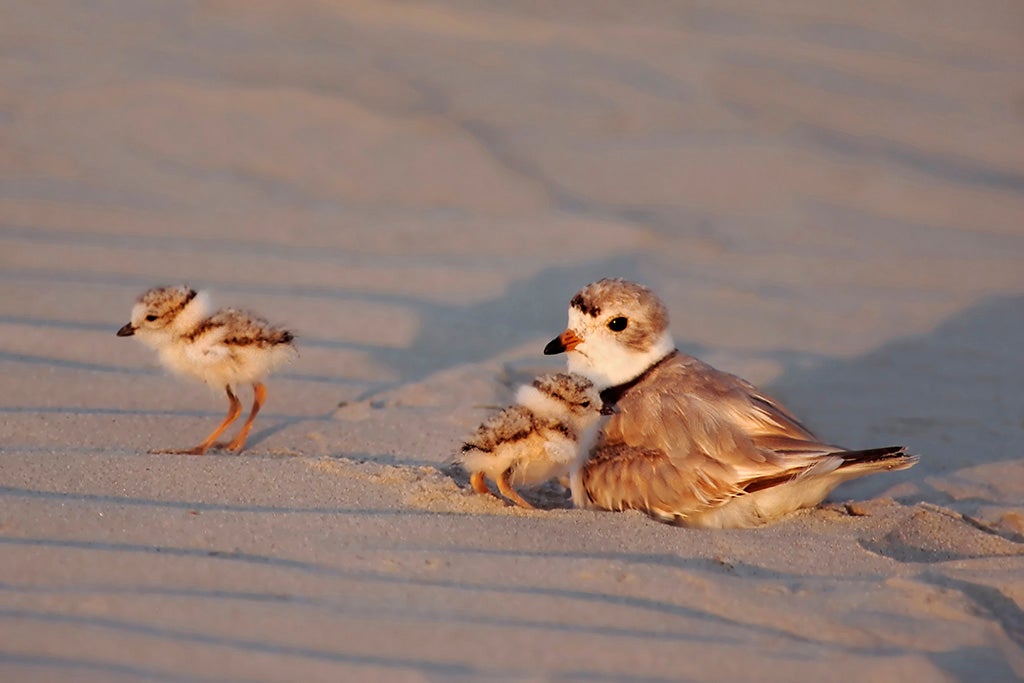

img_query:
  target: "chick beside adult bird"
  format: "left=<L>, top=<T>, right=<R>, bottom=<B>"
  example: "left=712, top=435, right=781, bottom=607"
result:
left=460, top=372, right=608, bottom=509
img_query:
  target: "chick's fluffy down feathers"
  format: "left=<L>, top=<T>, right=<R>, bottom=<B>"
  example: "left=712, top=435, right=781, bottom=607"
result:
left=461, top=406, right=579, bottom=487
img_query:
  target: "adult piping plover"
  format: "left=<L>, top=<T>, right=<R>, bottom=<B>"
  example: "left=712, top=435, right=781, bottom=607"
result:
left=459, top=372, right=608, bottom=509
left=116, top=285, right=296, bottom=455
left=544, top=278, right=918, bottom=528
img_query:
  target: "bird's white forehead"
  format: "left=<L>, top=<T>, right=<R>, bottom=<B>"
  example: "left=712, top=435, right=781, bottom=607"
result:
left=567, top=307, right=593, bottom=331
left=130, top=300, right=148, bottom=322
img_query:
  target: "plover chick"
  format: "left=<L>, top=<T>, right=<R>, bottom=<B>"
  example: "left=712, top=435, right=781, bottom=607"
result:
left=116, top=285, right=296, bottom=455
left=459, top=372, right=608, bottom=509
left=545, top=278, right=918, bottom=528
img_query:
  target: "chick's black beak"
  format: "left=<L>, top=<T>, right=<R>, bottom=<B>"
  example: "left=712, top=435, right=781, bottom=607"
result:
left=116, top=323, right=135, bottom=337
left=599, top=403, right=618, bottom=416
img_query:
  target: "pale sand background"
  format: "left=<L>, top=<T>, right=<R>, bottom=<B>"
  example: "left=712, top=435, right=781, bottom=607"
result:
left=2, top=2, right=1024, bottom=681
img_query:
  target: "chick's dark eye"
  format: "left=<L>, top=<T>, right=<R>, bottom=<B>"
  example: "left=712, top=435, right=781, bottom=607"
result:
left=607, top=317, right=628, bottom=332
left=580, top=401, right=590, bottom=408
left=145, top=314, right=158, bottom=322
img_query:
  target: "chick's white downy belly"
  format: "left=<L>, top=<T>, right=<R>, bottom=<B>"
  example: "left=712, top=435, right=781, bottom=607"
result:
left=508, top=432, right=578, bottom=486
left=461, top=432, right=576, bottom=487
left=226, top=343, right=296, bottom=385
left=158, top=343, right=210, bottom=383
left=159, top=339, right=293, bottom=388
left=459, top=444, right=520, bottom=481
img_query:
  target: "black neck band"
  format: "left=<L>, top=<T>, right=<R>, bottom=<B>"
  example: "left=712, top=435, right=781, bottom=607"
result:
left=598, top=350, right=678, bottom=407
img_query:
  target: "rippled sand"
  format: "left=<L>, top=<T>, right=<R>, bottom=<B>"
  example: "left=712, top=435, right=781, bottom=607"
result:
left=2, top=2, right=1023, bottom=681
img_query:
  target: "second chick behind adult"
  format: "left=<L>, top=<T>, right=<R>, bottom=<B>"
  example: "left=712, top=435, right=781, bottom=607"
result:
left=460, top=372, right=607, bottom=509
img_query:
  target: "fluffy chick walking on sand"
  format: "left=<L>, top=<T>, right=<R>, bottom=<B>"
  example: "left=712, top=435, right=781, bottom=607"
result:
left=544, top=278, right=918, bottom=528
left=460, top=373, right=609, bottom=509
left=117, top=285, right=296, bottom=455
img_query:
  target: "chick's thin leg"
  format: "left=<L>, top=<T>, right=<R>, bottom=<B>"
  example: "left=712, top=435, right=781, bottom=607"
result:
left=470, top=471, right=500, bottom=499
left=497, top=469, right=535, bottom=509
left=221, top=382, right=266, bottom=453
left=153, top=385, right=242, bottom=455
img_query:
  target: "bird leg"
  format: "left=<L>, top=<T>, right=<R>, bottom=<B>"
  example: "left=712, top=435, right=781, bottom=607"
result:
left=219, top=382, right=267, bottom=453
left=497, top=469, right=535, bottom=509
left=152, top=385, right=242, bottom=455
left=470, top=471, right=500, bottom=499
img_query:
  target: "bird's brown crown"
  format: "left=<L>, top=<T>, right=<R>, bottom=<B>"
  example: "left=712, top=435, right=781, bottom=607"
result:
left=136, top=285, right=198, bottom=326
left=570, top=278, right=668, bottom=329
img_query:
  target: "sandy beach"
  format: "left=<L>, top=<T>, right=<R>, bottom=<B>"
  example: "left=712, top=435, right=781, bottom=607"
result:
left=2, top=2, right=1023, bottom=681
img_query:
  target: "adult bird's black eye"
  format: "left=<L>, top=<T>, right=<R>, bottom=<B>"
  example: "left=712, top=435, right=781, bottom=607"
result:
left=145, top=314, right=158, bottom=322
left=607, top=317, right=628, bottom=332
